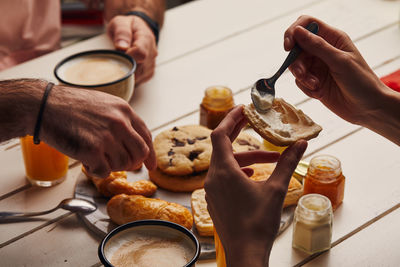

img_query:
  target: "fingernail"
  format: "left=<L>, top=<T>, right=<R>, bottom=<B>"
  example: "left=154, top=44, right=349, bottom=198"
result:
left=117, top=40, right=129, bottom=49
left=307, top=77, right=318, bottom=90
left=284, top=37, right=291, bottom=50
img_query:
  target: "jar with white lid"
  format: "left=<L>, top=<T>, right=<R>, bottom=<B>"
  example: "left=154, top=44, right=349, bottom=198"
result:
left=292, top=194, right=333, bottom=254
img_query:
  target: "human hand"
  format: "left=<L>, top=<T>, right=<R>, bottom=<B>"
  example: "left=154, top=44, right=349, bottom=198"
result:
left=204, top=105, right=307, bottom=267
left=284, top=15, right=388, bottom=126
left=41, top=85, right=156, bottom=178
left=107, top=15, right=158, bottom=85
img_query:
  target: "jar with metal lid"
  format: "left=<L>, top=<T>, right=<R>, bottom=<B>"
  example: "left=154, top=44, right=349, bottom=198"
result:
left=200, top=86, right=234, bottom=130
left=303, top=155, right=345, bottom=211
left=293, top=160, right=309, bottom=183
left=292, top=193, right=333, bottom=254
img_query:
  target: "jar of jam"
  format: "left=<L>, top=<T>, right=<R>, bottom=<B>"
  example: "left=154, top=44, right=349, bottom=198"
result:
left=200, top=86, right=234, bottom=130
left=303, top=155, right=345, bottom=211
left=292, top=193, right=333, bottom=254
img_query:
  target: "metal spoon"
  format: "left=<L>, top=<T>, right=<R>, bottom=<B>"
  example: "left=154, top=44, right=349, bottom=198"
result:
left=0, top=198, right=97, bottom=221
left=251, top=22, right=319, bottom=113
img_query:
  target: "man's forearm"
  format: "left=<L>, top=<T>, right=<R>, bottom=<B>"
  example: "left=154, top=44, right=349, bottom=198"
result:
left=0, top=79, right=44, bottom=143
left=104, top=0, right=166, bottom=27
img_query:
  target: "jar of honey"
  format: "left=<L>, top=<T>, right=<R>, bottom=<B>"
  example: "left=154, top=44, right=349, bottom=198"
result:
left=303, top=155, right=345, bottom=211
left=200, top=86, right=234, bottom=130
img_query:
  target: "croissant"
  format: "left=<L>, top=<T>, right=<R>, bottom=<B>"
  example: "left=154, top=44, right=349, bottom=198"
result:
left=82, top=167, right=157, bottom=197
left=107, top=194, right=193, bottom=230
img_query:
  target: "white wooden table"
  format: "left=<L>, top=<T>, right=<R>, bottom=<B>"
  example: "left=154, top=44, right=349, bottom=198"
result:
left=0, top=0, right=399, bottom=266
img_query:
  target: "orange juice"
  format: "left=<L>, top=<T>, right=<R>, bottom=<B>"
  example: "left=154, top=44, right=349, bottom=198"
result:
left=214, top=228, right=226, bottom=267
left=20, top=136, right=69, bottom=187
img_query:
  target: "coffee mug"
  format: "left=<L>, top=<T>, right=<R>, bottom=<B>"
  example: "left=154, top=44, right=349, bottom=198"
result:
left=99, top=220, right=200, bottom=267
left=54, top=50, right=136, bottom=101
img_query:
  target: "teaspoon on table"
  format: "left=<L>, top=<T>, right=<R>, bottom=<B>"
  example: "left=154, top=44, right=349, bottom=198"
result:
left=0, top=198, right=97, bottom=221
left=251, top=22, right=319, bottom=113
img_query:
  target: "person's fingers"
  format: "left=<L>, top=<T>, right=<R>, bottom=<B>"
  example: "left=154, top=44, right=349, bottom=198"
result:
left=295, top=79, right=324, bottom=100
left=143, top=143, right=157, bottom=170
left=229, top=115, right=248, bottom=142
left=104, top=144, right=131, bottom=171
left=215, top=105, right=246, bottom=141
left=292, top=26, right=345, bottom=67
left=284, top=15, right=341, bottom=51
left=129, top=118, right=156, bottom=170
left=210, top=106, right=245, bottom=160
left=83, top=156, right=112, bottom=178
left=108, top=16, right=133, bottom=51
left=126, top=44, right=147, bottom=63
left=284, top=15, right=320, bottom=50
left=269, top=140, right=307, bottom=187
left=234, top=151, right=280, bottom=167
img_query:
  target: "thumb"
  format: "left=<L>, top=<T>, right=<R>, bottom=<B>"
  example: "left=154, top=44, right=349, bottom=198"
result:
left=110, top=19, right=133, bottom=51
left=268, top=140, right=307, bottom=186
left=293, top=26, right=343, bottom=66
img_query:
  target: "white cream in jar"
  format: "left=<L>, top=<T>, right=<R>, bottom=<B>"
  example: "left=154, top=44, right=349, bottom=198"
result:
left=292, top=193, right=333, bottom=254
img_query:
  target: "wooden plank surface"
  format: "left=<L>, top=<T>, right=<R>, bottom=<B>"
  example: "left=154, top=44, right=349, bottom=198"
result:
left=0, top=0, right=399, bottom=266
left=303, top=205, right=400, bottom=267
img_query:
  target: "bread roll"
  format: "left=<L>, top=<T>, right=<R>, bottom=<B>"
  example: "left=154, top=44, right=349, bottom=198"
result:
left=107, top=194, right=193, bottom=230
left=248, top=163, right=303, bottom=207
left=243, top=99, right=322, bottom=146
left=191, top=189, right=213, bottom=236
left=82, top=167, right=157, bottom=197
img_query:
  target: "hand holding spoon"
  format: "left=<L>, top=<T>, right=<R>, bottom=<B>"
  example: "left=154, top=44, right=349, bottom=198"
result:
left=251, top=22, right=319, bottom=113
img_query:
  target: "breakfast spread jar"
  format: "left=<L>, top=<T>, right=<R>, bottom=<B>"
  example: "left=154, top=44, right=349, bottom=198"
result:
left=303, top=155, right=345, bottom=211
left=200, top=86, right=234, bottom=129
left=292, top=194, right=333, bottom=254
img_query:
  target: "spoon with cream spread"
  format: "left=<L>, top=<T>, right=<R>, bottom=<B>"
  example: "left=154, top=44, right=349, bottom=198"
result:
left=251, top=22, right=319, bottom=113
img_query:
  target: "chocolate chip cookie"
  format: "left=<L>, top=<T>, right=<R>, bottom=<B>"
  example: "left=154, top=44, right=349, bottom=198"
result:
left=154, top=125, right=212, bottom=176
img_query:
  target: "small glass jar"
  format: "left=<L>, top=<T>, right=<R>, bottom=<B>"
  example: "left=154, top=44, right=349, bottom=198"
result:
left=303, top=155, right=345, bottom=211
left=293, top=160, right=309, bottom=183
left=292, top=194, right=333, bottom=254
left=200, top=86, right=234, bottom=130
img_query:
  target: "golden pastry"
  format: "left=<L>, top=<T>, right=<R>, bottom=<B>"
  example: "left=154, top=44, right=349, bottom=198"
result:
left=107, top=194, right=193, bottom=230
left=191, top=189, right=213, bottom=236
left=82, top=167, right=157, bottom=197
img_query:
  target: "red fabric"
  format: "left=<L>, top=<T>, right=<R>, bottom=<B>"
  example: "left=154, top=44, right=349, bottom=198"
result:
left=381, top=69, right=400, bottom=93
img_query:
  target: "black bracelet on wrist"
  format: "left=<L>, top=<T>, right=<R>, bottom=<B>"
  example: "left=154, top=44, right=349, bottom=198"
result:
left=124, top=11, right=160, bottom=44
left=33, top=82, right=54, bottom=145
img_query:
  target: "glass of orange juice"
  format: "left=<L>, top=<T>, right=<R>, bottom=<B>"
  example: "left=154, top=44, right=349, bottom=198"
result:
left=214, top=227, right=227, bottom=267
left=20, top=136, right=69, bottom=187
